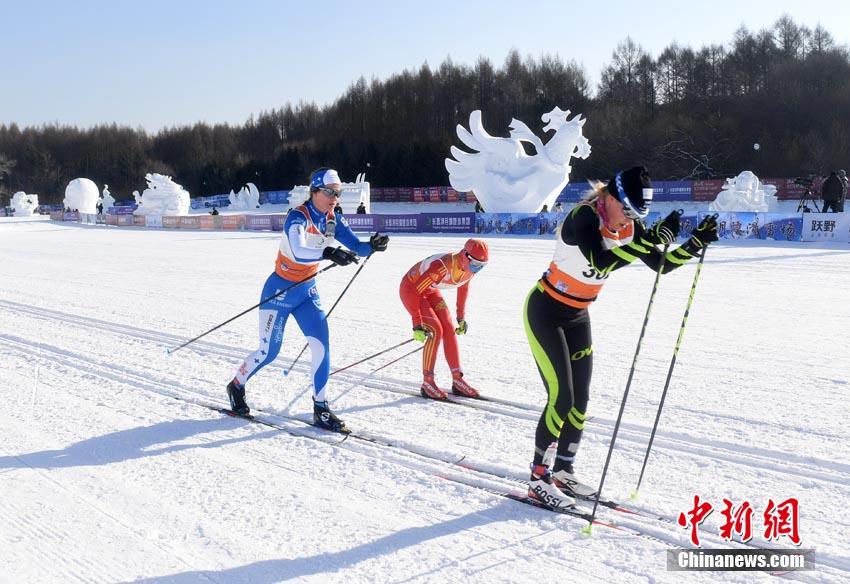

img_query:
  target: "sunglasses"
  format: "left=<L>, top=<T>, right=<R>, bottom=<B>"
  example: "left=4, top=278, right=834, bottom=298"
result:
left=318, top=187, right=342, bottom=198
left=465, top=252, right=487, bottom=272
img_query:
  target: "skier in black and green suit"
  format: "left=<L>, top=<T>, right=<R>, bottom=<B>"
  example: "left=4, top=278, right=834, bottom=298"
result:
left=524, top=167, right=719, bottom=509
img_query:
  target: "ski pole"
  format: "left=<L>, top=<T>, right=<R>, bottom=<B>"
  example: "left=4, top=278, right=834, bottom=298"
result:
left=369, top=345, right=423, bottom=374
left=583, top=244, right=669, bottom=534
left=284, top=255, right=372, bottom=376
left=166, top=264, right=339, bottom=355
left=329, top=338, right=414, bottom=377
left=332, top=344, right=424, bottom=402
left=632, top=244, right=709, bottom=499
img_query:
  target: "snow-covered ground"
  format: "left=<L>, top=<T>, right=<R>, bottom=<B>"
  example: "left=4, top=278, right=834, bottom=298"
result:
left=1, top=218, right=848, bottom=583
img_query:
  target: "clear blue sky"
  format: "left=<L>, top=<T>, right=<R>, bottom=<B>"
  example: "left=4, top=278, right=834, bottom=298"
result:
left=2, top=0, right=847, bottom=131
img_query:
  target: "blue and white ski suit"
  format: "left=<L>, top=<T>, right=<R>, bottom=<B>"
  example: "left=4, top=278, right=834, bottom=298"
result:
left=233, top=201, right=373, bottom=401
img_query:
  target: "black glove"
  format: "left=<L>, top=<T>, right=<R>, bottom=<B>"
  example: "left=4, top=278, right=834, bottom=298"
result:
left=690, top=215, right=719, bottom=247
left=370, top=232, right=389, bottom=252
left=322, top=246, right=359, bottom=266
left=644, top=210, right=682, bottom=245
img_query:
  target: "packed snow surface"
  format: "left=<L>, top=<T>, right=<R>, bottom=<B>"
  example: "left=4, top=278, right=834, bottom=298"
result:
left=1, top=217, right=848, bottom=583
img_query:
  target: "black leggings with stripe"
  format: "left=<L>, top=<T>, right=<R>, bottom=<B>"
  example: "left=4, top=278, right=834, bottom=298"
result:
left=523, top=283, right=593, bottom=471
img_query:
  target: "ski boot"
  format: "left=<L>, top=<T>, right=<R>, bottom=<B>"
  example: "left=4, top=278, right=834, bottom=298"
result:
left=528, top=464, right=575, bottom=509
left=552, top=463, right=597, bottom=498
left=226, top=379, right=250, bottom=415
left=313, top=400, right=349, bottom=434
left=451, top=374, right=480, bottom=398
left=420, top=378, right=447, bottom=400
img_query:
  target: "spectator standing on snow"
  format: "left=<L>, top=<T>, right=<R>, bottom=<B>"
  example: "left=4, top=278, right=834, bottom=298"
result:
left=821, top=171, right=843, bottom=213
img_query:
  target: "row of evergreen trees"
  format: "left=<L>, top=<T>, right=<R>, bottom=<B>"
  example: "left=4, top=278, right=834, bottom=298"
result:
left=2, top=15, right=848, bottom=205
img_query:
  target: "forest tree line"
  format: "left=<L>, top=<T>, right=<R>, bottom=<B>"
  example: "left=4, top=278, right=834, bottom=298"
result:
left=1, top=15, right=849, bottom=205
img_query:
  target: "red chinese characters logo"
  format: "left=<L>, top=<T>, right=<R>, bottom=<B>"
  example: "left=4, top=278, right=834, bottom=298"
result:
left=677, top=495, right=713, bottom=546
left=719, top=498, right=753, bottom=543
left=678, top=496, right=801, bottom=547
left=763, top=498, right=801, bottom=545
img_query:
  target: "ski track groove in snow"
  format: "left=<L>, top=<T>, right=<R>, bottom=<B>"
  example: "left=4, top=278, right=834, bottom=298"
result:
left=3, top=330, right=849, bottom=580
left=1, top=299, right=848, bottom=491
left=0, top=335, right=726, bottom=539
left=0, top=345, right=698, bottom=582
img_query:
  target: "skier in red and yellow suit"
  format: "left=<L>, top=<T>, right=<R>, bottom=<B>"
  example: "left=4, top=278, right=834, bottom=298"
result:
left=399, top=239, right=488, bottom=400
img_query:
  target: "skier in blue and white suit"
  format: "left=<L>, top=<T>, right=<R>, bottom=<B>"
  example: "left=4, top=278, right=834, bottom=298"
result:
left=227, top=168, right=389, bottom=432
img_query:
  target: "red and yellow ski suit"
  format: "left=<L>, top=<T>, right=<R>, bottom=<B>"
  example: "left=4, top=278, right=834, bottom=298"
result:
left=399, top=252, right=474, bottom=379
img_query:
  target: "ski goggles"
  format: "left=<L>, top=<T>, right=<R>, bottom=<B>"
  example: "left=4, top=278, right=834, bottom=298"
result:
left=317, top=187, right=342, bottom=198
left=465, top=252, right=487, bottom=273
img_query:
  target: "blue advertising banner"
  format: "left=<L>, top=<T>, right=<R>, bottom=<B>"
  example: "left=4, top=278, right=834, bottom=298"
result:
left=342, top=214, right=378, bottom=232
left=191, top=195, right=231, bottom=209
left=660, top=180, right=693, bottom=201
left=108, top=206, right=136, bottom=215
left=758, top=213, right=803, bottom=241
left=714, top=212, right=761, bottom=240
left=419, top=213, right=476, bottom=233
left=263, top=191, right=290, bottom=205
left=475, top=213, right=565, bottom=235
left=379, top=214, right=419, bottom=233
left=677, top=213, right=700, bottom=241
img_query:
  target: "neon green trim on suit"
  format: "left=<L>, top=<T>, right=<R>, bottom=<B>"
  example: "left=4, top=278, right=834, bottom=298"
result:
left=611, top=247, right=639, bottom=262
left=665, top=251, right=690, bottom=265
left=567, top=406, right=586, bottom=430
left=523, top=286, right=563, bottom=439
left=627, top=241, right=651, bottom=254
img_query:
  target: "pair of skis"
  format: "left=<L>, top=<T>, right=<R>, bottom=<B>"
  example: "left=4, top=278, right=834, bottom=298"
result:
left=208, top=401, right=664, bottom=542
left=210, top=399, right=785, bottom=559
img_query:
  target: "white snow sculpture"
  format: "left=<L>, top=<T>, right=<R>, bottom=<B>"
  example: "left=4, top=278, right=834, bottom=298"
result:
left=445, top=107, right=591, bottom=213
left=101, top=185, right=115, bottom=213
left=133, top=173, right=190, bottom=216
left=101, top=184, right=115, bottom=211
left=227, top=182, right=261, bottom=210
left=11, top=191, right=38, bottom=216
left=64, top=178, right=100, bottom=214
left=286, top=173, right=371, bottom=214
left=709, top=171, right=778, bottom=213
